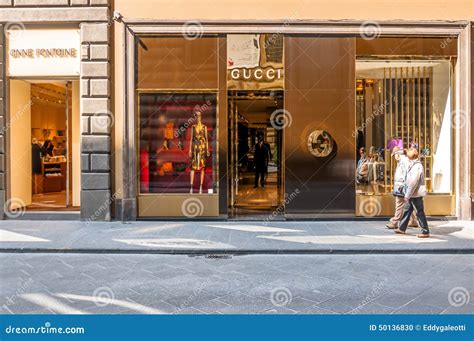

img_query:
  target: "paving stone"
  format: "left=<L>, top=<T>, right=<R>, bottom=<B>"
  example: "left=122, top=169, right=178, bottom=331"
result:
left=348, top=302, right=395, bottom=314
left=297, top=289, right=337, bottom=304
left=296, top=305, right=337, bottom=314
left=190, top=298, right=231, bottom=314
left=263, top=306, right=297, bottom=314
left=0, top=253, right=473, bottom=315
left=372, top=290, right=420, bottom=309
left=316, top=292, right=367, bottom=314
left=440, top=303, right=474, bottom=314
left=394, top=302, right=446, bottom=314
left=164, top=291, right=219, bottom=310
left=335, top=276, right=391, bottom=297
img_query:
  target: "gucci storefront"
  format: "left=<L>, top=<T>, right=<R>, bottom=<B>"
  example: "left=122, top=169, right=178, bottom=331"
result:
left=116, top=22, right=471, bottom=220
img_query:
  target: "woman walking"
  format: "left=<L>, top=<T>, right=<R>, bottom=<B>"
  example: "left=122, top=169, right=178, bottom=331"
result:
left=394, top=148, right=430, bottom=238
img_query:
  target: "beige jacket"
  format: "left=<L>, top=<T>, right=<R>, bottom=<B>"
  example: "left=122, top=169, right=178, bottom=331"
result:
left=404, top=159, right=426, bottom=199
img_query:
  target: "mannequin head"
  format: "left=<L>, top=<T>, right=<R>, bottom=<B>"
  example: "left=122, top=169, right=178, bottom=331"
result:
left=196, top=111, right=202, bottom=123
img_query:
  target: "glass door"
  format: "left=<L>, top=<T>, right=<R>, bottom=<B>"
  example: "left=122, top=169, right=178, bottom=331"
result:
left=228, top=90, right=284, bottom=217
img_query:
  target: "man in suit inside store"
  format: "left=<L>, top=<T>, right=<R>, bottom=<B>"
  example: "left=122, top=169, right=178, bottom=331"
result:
left=253, top=134, right=272, bottom=188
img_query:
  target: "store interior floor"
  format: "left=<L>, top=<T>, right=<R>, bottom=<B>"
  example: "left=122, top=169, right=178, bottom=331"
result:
left=27, top=191, right=79, bottom=211
left=235, top=168, right=279, bottom=208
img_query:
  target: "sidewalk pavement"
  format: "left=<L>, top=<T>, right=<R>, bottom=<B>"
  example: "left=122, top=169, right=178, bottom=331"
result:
left=0, top=219, right=473, bottom=253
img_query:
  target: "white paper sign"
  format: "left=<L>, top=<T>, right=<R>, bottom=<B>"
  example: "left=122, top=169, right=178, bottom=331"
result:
left=7, top=29, right=81, bottom=77
left=227, top=34, right=260, bottom=69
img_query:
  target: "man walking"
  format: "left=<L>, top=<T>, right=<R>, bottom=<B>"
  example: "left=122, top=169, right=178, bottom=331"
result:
left=386, top=146, right=418, bottom=229
left=394, top=148, right=430, bottom=238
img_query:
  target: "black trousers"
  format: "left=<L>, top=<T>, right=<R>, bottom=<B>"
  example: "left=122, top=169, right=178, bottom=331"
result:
left=254, top=166, right=266, bottom=187
left=399, top=197, right=429, bottom=234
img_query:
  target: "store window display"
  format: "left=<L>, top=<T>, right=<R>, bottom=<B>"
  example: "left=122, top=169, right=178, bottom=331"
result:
left=139, top=92, right=217, bottom=195
left=189, top=111, right=210, bottom=193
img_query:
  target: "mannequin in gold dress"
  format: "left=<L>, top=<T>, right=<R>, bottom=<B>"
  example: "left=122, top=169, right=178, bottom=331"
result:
left=189, top=111, right=210, bottom=194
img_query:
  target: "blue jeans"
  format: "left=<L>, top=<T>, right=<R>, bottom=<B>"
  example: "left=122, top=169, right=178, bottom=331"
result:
left=399, top=197, right=429, bottom=234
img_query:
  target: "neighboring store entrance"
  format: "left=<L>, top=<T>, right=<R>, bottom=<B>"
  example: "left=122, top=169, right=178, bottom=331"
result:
left=8, top=80, right=81, bottom=212
left=228, top=90, right=284, bottom=218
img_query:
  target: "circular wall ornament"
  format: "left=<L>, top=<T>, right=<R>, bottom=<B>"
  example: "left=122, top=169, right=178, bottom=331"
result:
left=307, top=130, right=337, bottom=158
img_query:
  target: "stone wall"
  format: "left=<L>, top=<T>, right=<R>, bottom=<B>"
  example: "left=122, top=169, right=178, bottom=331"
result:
left=0, top=0, right=112, bottom=220
left=0, top=24, right=5, bottom=217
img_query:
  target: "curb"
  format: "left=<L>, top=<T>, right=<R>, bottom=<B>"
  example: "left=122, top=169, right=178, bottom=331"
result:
left=1, top=248, right=473, bottom=255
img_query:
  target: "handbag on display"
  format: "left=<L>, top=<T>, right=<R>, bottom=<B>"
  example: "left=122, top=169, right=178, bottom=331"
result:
left=162, top=162, right=173, bottom=172
left=173, top=162, right=187, bottom=172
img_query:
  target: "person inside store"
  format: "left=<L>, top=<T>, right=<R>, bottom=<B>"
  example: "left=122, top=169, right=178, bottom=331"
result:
left=365, top=146, right=385, bottom=186
left=386, top=146, right=418, bottom=229
left=42, top=139, right=54, bottom=157
left=253, top=133, right=272, bottom=188
left=394, top=147, right=430, bottom=238
left=31, top=138, right=43, bottom=175
left=53, top=142, right=66, bottom=156
left=368, top=145, right=384, bottom=162
left=356, top=147, right=368, bottom=184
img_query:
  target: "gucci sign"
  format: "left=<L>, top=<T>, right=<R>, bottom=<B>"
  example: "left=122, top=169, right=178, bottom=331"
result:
left=230, top=68, right=283, bottom=82
left=307, top=130, right=337, bottom=159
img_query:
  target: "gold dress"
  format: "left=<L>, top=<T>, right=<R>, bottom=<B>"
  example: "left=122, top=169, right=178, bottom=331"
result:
left=190, top=124, right=208, bottom=170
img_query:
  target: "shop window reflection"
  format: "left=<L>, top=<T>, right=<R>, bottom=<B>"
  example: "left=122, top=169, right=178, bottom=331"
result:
left=355, top=60, right=453, bottom=196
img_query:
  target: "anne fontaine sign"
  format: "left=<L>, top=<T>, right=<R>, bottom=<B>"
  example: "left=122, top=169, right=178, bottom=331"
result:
left=7, top=29, right=80, bottom=77
left=10, top=48, right=78, bottom=59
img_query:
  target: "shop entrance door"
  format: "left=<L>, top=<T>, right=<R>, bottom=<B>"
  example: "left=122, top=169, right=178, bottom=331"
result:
left=8, top=79, right=81, bottom=213
left=228, top=90, right=284, bottom=218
